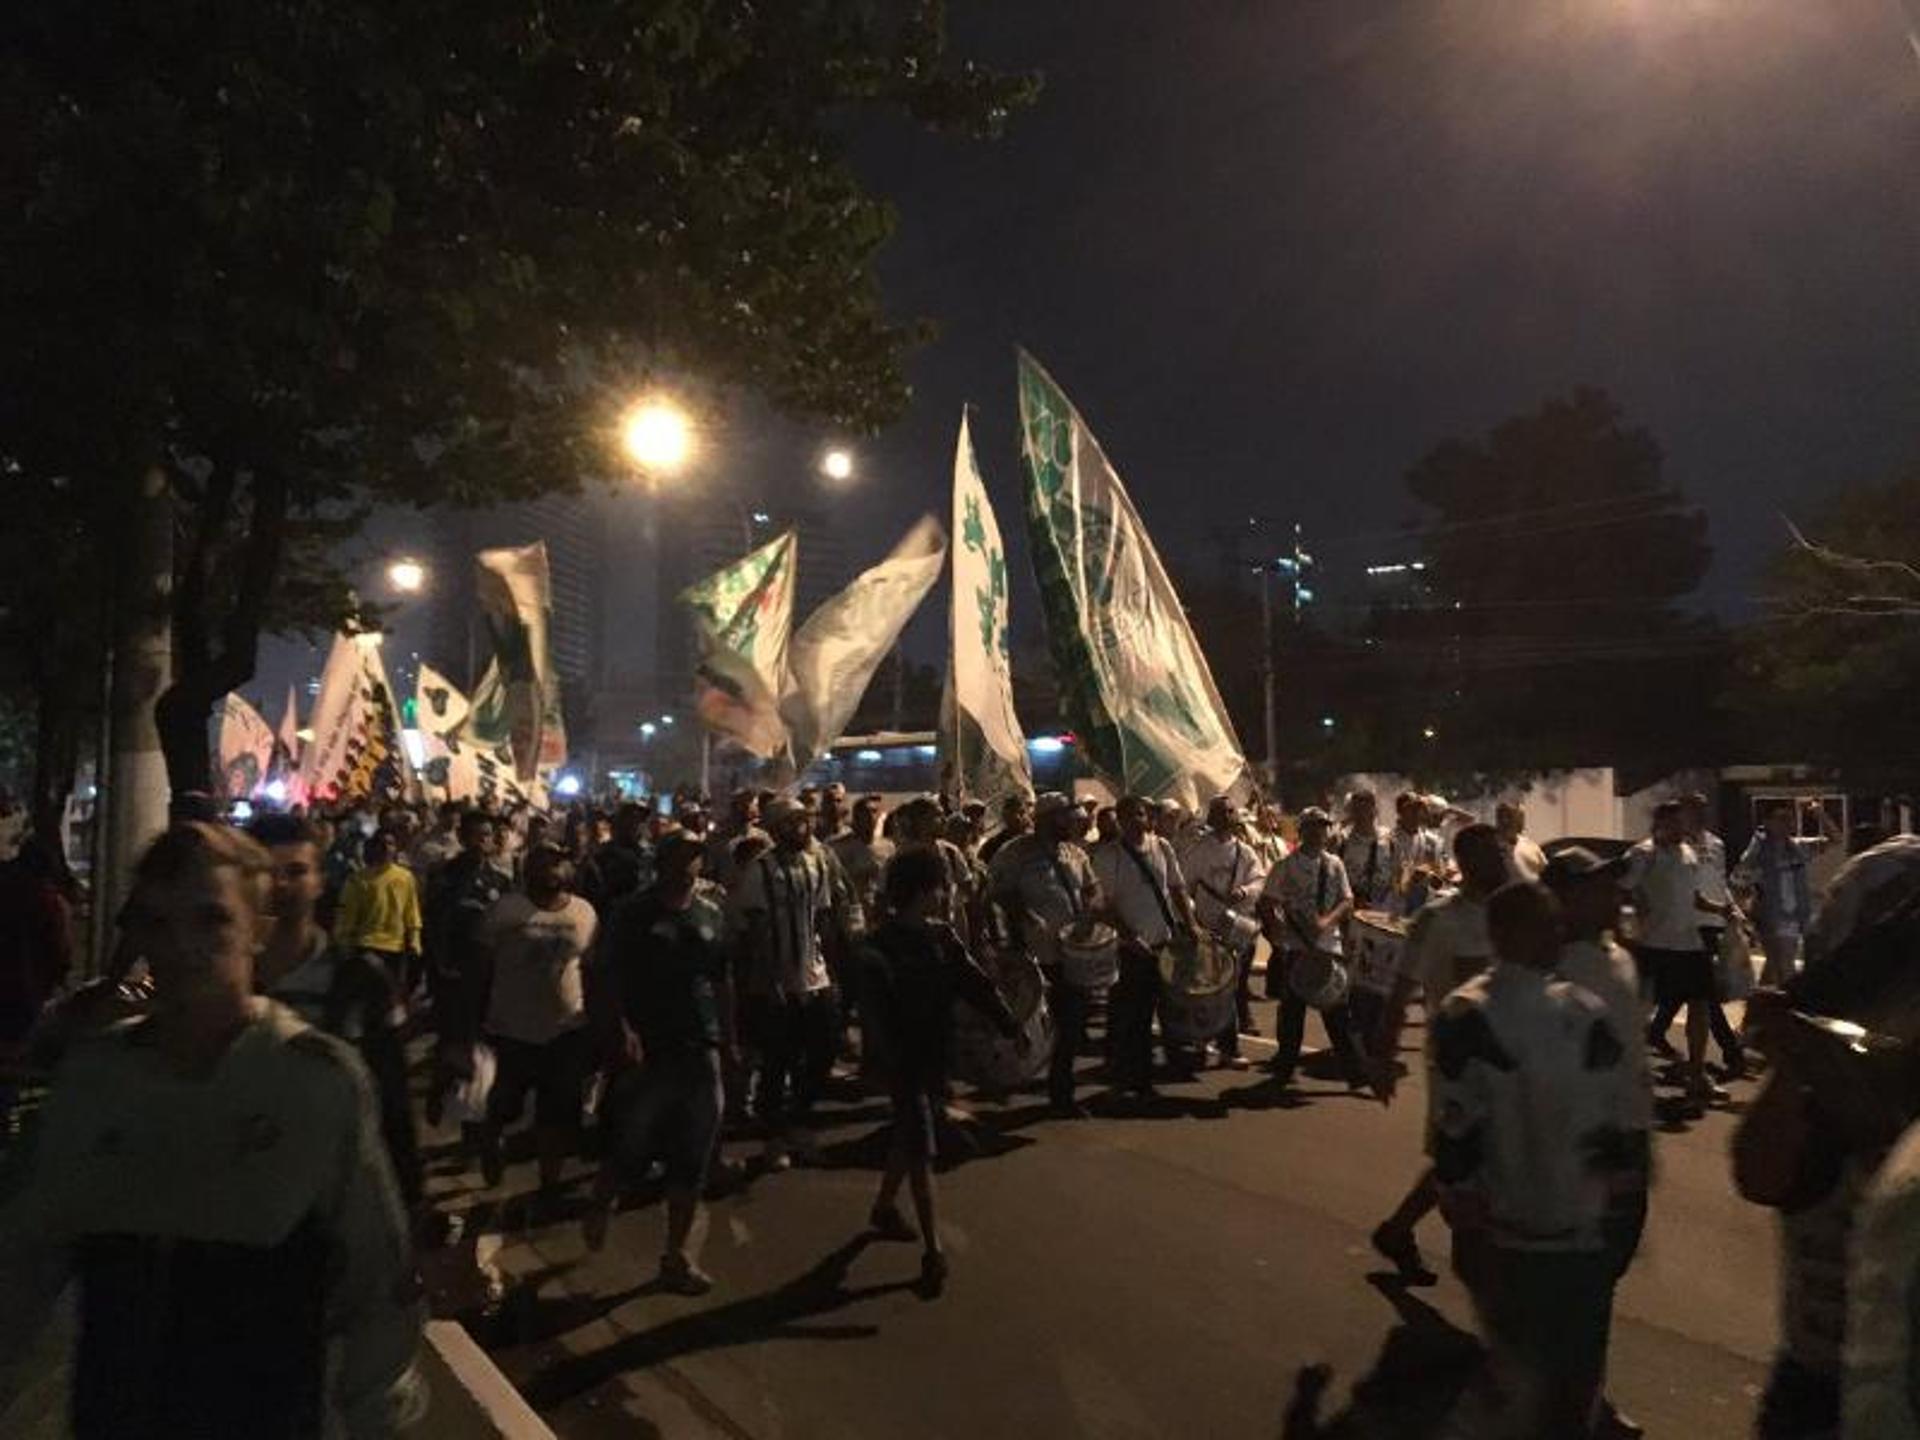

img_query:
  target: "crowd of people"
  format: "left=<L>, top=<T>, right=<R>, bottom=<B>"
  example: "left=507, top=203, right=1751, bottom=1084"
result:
left=4, top=773, right=1920, bottom=1438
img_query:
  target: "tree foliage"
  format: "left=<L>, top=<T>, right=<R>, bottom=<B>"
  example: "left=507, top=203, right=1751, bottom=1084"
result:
left=1732, top=465, right=1920, bottom=773
left=0, top=1, right=1036, bottom=793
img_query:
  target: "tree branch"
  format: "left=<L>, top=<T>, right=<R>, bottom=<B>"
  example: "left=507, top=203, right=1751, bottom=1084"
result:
left=1782, top=516, right=1920, bottom=590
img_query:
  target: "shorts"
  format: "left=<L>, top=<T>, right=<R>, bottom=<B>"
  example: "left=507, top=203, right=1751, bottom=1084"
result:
left=486, top=1027, right=593, bottom=1132
left=1636, top=946, right=1713, bottom=1008
left=601, top=1048, right=724, bottom=1190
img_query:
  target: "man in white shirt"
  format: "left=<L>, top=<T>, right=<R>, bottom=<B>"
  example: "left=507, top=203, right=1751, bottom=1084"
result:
left=1495, top=802, right=1547, bottom=883
left=1183, top=797, right=1267, bottom=1055
left=1336, top=789, right=1395, bottom=916
left=1093, top=793, right=1201, bottom=1100
left=1431, top=880, right=1643, bottom=1439
left=1650, top=791, right=1746, bottom=1079
left=1369, top=822, right=1506, bottom=1286
left=1389, top=791, right=1448, bottom=917
left=988, top=793, right=1103, bottom=1116
left=477, top=842, right=599, bottom=1201
left=732, top=797, right=842, bottom=1166
left=1256, top=807, right=1364, bottom=1091
left=1623, top=800, right=1734, bottom=1111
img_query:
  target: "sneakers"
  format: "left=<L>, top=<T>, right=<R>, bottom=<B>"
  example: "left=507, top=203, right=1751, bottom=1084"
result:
left=1371, top=1222, right=1439, bottom=1287
left=1219, top=1054, right=1252, bottom=1071
left=869, top=1204, right=920, bottom=1243
left=659, top=1254, right=715, bottom=1296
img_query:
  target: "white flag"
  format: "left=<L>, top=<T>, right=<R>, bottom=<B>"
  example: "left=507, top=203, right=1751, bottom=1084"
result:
left=946, top=413, right=1032, bottom=806
left=298, top=634, right=411, bottom=805
left=276, top=684, right=301, bottom=765
left=780, top=516, right=947, bottom=771
left=475, top=542, right=567, bottom=781
left=1018, top=350, right=1251, bottom=809
left=215, top=694, right=275, bottom=800
left=413, top=663, right=471, bottom=738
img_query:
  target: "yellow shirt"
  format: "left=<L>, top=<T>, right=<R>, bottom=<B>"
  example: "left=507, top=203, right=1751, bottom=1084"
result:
left=333, top=863, right=423, bottom=955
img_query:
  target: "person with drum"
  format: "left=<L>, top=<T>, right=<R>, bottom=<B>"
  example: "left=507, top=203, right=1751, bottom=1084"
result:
left=1389, top=791, right=1448, bottom=917
left=1256, top=807, right=1366, bottom=1092
left=987, top=792, right=1105, bottom=1118
left=1182, top=796, right=1265, bottom=1063
left=1337, top=790, right=1396, bottom=916
left=860, top=848, right=1024, bottom=1297
left=1093, top=794, right=1204, bottom=1101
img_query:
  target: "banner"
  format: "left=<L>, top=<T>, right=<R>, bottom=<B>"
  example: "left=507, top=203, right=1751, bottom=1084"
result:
left=298, top=633, right=411, bottom=805
left=430, top=734, right=546, bottom=811
left=413, top=663, right=472, bottom=738
left=944, top=413, right=1032, bottom=806
left=215, top=694, right=275, bottom=801
left=1016, top=350, right=1251, bottom=809
left=780, top=515, right=948, bottom=772
left=475, top=542, right=566, bottom=781
left=680, top=531, right=798, bottom=759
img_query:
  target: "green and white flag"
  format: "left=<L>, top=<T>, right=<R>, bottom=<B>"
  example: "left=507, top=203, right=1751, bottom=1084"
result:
left=944, top=413, right=1031, bottom=806
left=413, top=662, right=471, bottom=739
left=299, top=633, right=411, bottom=805
left=1017, top=350, right=1251, bottom=809
left=680, top=530, right=797, bottom=759
left=780, top=515, right=947, bottom=772
left=475, top=541, right=567, bottom=782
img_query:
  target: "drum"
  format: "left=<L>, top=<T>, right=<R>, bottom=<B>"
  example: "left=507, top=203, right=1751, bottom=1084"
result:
left=1158, top=932, right=1239, bottom=1043
left=1286, top=948, right=1350, bottom=1011
left=1215, top=908, right=1261, bottom=954
left=1056, top=920, right=1121, bottom=991
left=952, top=951, right=1052, bottom=1092
left=1350, top=909, right=1409, bottom=998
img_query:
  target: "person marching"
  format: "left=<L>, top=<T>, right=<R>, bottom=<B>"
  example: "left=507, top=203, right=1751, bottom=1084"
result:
left=1388, top=791, right=1448, bottom=918
left=332, top=828, right=424, bottom=1005
left=861, top=848, right=1023, bottom=1297
left=1257, top=807, right=1365, bottom=1091
left=732, top=797, right=843, bottom=1169
left=1369, top=822, right=1507, bottom=1286
left=1337, top=790, right=1395, bottom=917
left=421, top=810, right=510, bottom=1128
left=1182, top=796, right=1265, bottom=1065
left=1092, top=793, right=1203, bottom=1101
left=987, top=793, right=1103, bottom=1118
left=1647, top=791, right=1745, bottom=1080
left=582, top=835, right=736, bottom=1294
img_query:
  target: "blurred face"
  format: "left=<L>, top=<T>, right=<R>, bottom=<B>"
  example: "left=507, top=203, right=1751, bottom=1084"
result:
left=526, top=847, right=572, bottom=899
left=1557, top=873, right=1621, bottom=937
left=776, top=813, right=813, bottom=850
left=852, top=800, right=881, bottom=842
left=127, top=862, right=261, bottom=1003
left=1765, top=806, right=1793, bottom=839
left=1653, top=810, right=1683, bottom=846
left=732, top=794, right=757, bottom=826
left=461, top=817, right=494, bottom=855
left=264, top=841, right=322, bottom=927
left=1118, top=797, right=1152, bottom=845
left=366, top=833, right=395, bottom=869
left=1299, top=818, right=1330, bottom=853
left=1095, top=808, right=1119, bottom=843
left=679, top=807, right=708, bottom=837
left=821, top=787, right=847, bottom=832
left=1004, top=797, right=1034, bottom=833
left=1349, top=796, right=1377, bottom=831
left=1397, top=798, right=1421, bottom=831
left=1492, top=890, right=1563, bottom=972
left=1458, top=835, right=1508, bottom=893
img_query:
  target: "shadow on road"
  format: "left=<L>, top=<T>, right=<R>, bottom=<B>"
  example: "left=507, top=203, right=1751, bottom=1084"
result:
left=517, top=1234, right=918, bottom=1413
left=1278, top=1275, right=1484, bottom=1439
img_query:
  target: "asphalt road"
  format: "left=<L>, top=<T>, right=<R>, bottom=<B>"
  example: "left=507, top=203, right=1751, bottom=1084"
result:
left=442, top=996, right=1778, bottom=1440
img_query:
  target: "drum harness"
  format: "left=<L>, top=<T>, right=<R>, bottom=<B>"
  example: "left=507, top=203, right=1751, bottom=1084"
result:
left=1119, top=839, right=1183, bottom=947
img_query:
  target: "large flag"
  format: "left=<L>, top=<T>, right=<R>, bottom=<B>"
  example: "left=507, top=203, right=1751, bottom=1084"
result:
left=215, top=694, right=275, bottom=801
left=299, top=633, right=411, bottom=805
left=413, top=662, right=472, bottom=738
left=276, top=684, right=302, bottom=766
left=474, top=542, right=567, bottom=781
left=431, top=734, right=545, bottom=811
left=1016, top=350, right=1251, bottom=809
left=680, top=531, right=798, bottom=759
left=780, top=516, right=948, bottom=772
left=943, top=413, right=1032, bottom=806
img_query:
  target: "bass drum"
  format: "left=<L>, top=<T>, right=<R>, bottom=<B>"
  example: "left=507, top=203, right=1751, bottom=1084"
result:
left=1158, top=932, right=1239, bottom=1044
left=952, top=949, right=1052, bottom=1093
left=1286, top=948, right=1350, bottom=1012
left=1350, top=909, right=1409, bottom=998
left=1055, top=920, right=1121, bottom=992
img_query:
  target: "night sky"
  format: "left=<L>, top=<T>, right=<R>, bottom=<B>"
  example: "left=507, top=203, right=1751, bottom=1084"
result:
left=853, top=0, right=1920, bottom=623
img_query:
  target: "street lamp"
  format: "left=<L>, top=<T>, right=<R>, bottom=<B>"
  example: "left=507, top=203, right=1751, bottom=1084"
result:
left=386, top=558, right=426, bottom=594
left=819, top=446, right=855, bottom=483
left=622, top=395, right=696, bottom=474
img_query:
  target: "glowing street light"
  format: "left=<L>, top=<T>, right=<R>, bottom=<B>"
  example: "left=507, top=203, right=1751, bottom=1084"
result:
left=622, top=395, right=696, bottom=474
left=386, top=558, right=426, bottom=594
left=819, top=447, right=855, bottom=483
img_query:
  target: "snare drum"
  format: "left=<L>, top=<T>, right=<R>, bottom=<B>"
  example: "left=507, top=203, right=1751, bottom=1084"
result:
left=1350, top=909, right=1409, bottom=998
left=1056, top=920, right=1120, bottom=991
left=1158, top=932, right=1239, bottom=1043
left=952, top=951, right=1052, bottom=1092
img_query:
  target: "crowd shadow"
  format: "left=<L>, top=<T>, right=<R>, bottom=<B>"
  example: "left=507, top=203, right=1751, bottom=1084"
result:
left=1278, top=1276, right=1485, bottom=1439
left=517, top=1234, right=916, bottom=1412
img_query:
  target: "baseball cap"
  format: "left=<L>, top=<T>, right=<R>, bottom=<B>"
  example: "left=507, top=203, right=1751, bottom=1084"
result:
left=1541, top=846, right=1626, bottom=887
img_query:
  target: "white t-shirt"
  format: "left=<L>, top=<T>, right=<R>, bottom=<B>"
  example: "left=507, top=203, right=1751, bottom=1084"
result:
left=1501, top=835, right=1547, bottom=884
left=732, top=847, right=836, bottom=997
left=1557, top=937, right=1654, bottom=1132
left=482, top=892, right=597, bottom=1045
left=1428, top=963, right=1640, bottom=1252
left=1624, top=840, right=1706, bottom=952
left=1261, top=848, right=1352, bottom=956
left=1182, top=830, right=1265, bottom=935
left=1404, top=888, right=1493, bottom=1003
left=1091, top=835, right=1186, bottom=950
left=1690, top=830, right=1731, bottom=912
left=1335, top=825, right=1395, bottom=911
